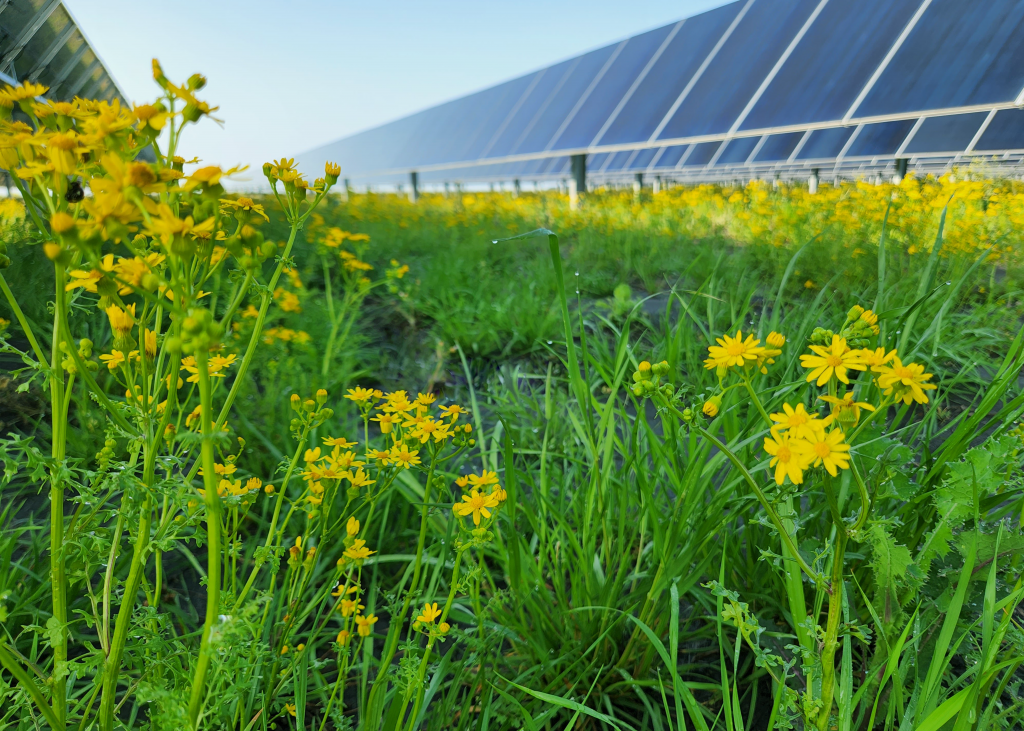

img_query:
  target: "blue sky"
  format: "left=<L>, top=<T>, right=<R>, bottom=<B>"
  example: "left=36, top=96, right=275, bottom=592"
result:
left=66, top=0, right=727, bottom=184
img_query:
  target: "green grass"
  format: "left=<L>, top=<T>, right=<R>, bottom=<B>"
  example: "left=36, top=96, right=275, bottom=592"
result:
left=3, top=185, right=1024, bottom=730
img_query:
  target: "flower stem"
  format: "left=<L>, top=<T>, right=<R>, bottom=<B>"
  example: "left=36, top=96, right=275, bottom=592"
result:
left=187, top=350, right=224, bottom=728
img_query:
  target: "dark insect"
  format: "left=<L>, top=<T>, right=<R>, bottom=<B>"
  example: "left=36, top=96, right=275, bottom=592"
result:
left=65, top=180, right=84, bottom=203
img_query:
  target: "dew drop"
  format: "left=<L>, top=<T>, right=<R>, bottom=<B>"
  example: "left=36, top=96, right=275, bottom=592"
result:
left=547, top=340, right=553, bottom=344
left=575, top=270, right=580, bottom=276
left=491, top=240, right=498, bottom=244
left=945, top=281, right=952, bottom=285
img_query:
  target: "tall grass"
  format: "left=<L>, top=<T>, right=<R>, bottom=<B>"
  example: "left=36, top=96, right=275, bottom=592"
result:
left=3, top=178, right=1024, bottom=730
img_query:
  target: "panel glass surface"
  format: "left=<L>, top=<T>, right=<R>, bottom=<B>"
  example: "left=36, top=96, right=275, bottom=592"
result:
left=604, top=150, right=634, bottom=171
left=596, top=3, right=743, bottom=145
left=974, top=109, right=1024, bottom=151
left=846, top=120, right=916, bottom=157
left=483, top=58, right=577, bottom=158
left=628, top=148, right=660, bottom=169
left=514, top=44, right=619, bottom=154
left=445, top=73, right=541, bottom=163
left=795, top=127, right=854, bottom=159
left=548, top=23, right=675, bottom=150
left=586, top=152, right=610, bottom=170
left=653, top=145, right=688, bottom=168
left=858, top=0, right=1024, bottom=116
left=740, top=0, right=920, bottom=130
left=754, top=132, right=805, bottom=161
left=657, top=0, right=822, bottom=140
left=683, top=141, right=722, bottom=166
left=715, top=137, right=760, bottom=165
left=904, top=113, right=987, bottom=154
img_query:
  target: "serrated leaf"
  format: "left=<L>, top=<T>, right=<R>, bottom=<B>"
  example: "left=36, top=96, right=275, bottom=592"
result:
left=867, top=523, right=914, bottom=622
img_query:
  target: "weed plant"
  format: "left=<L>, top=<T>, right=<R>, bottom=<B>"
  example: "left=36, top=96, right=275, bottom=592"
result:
left=1, top=66, right=1023, bottom=731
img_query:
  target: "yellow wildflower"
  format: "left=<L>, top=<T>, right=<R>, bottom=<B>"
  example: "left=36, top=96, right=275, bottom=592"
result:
left=800, top=336, right=865, bottom=386
left=453, top=489, right=499, bottom=526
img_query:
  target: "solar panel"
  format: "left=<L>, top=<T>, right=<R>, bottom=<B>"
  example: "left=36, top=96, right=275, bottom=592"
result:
left=796, top=127, right=855, bottom=160
left=548, top=24, right=675, bottom=151
left=513, top=45, right=618, bottom=155
left=857, top=0, right=1024, bottom=117
left=974, top=109, right=1024, bottom=151
left=297, top=0, right=1024, bottom=186
left=595, top=3, right=743, bottom=146
left=683, top=141, right=722, bottom=167
left=656, top=0, right=822, bottom=140
left=484, top=60, right=576, bottom=159
left=654, top=145, right=688, bottom=168
left=903, top=112, right=988, bottom=154
left=754, top=132, right=805, bottom=162
left=739, top=0, right=921, bottom=130
left=628, top=147, right=660, bottom=170
left=715, top=137, right=760, bottom=165
left=846, top=120, right=917, bottom=157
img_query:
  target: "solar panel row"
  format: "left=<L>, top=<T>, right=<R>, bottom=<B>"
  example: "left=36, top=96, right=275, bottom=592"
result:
left=298, top=0, right=1024, bottom=184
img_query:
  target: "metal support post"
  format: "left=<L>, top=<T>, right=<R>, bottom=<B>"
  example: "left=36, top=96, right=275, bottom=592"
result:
left=653, top=175, right=661, bottom=194
left=513, top=179, right=521, bottom=197
left=808, top=168, right=819, bottom=194
left=633, top=172, right=643, bottom=200
left=409, top=171, right=419, bottom=202
left=569, top=154, right=586, bottom=210
left=893, top=157, right=908, bottom=184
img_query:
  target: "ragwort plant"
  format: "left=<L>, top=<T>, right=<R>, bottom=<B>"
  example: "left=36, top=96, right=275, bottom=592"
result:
left=0, top=65, right=499, bottom=731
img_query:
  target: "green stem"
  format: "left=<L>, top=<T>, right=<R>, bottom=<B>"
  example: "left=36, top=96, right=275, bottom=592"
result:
left=187, top=350, right=224, bottom=728
left=404, top=549, right=464, bottom=729
left=690, top=419, right=830, bottom=593
left=49, top=264, right=68, bottom=729
left=817, top=529, right=848, bottom=730
left=742, top=376, right=773, bottom=428
left=0, top=642, right=63, bottom=729
left=0, top=272, right=47, bottom=365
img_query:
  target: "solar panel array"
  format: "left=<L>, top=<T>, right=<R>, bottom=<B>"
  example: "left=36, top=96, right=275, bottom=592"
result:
left=298, top=0, right=1024, bottom=188
left=0, top=1, right=127, bottom=105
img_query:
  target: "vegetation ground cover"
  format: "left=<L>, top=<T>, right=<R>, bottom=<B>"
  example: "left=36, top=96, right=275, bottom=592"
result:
left=1, top=66, right=1024, bottom=731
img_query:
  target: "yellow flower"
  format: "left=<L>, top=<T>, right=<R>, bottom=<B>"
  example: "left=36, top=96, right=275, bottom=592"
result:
left=766, top=331, right=786, bottom=349
left=219, top=196, right=269, bottom=222
left=371, top=412, right=397, bottom=434
left=763, top=429, right=813, bottom=486
left=99, top=350, right=127, bottom=371
left=453, top=489, right=499, bottom=525
left=704, top=330, right=765, bottom=371
left=304, top=448, right=321, bottom=463
left=860, top=309, right=879, bottom=327
left=336, top=629, right=350, bottom=645
left=339, top=598, right=365, bottom=617
left=284, top=703, right=296, bottom=717
left=1, top=81, right=48, bottom=103
left=416, top=602, right=442, bottom=624
left=345, top=468, right=374, bottom=489
left=820, top=391, right=875, bottom=427
left=323, top=436, right=357, bottom=448
left=344, top=386, right=378, bottom=406
left=344, top=539, right=375, bottom=561
left=467, top=470, right=499, bottom=488
left=105, top=303, right=135, bottom=336
left=804, top=428, right=851, bottom=476
left=346, top=516, right=360, bottom=536
left=873, top=356, right=937, bottom=404
left=769, top=403, right=823, bottom=440
left=355, top=613, right=378, bottom=637
left=438, top=403, right=468, bottom=421
left=367, top=449, right=391, bottom=465
left=388, top=445, right=420, bottom=469
left=702, top=395, right=721, bottom=417
left=800, top=336, right=865, bottom=386
left=856, top=347, right=896, bottom=369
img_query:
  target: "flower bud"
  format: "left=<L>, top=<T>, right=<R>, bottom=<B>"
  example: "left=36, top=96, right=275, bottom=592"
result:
left=325, top=161, right=341, bottom=186
left=766, top=331, right=786, bottom=348
left=702, top=395, right=721, bottom=418
left=847, top=305, right=864, bottom=322
left=316, top=388, right=328, bottom=405
left=637, top=361, right=652, bottom=380
left=290, top=393, right=301, bottom=412
left=303, top=399, right=316, bottom=413
left=264, top=483, right=275, bottom=494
